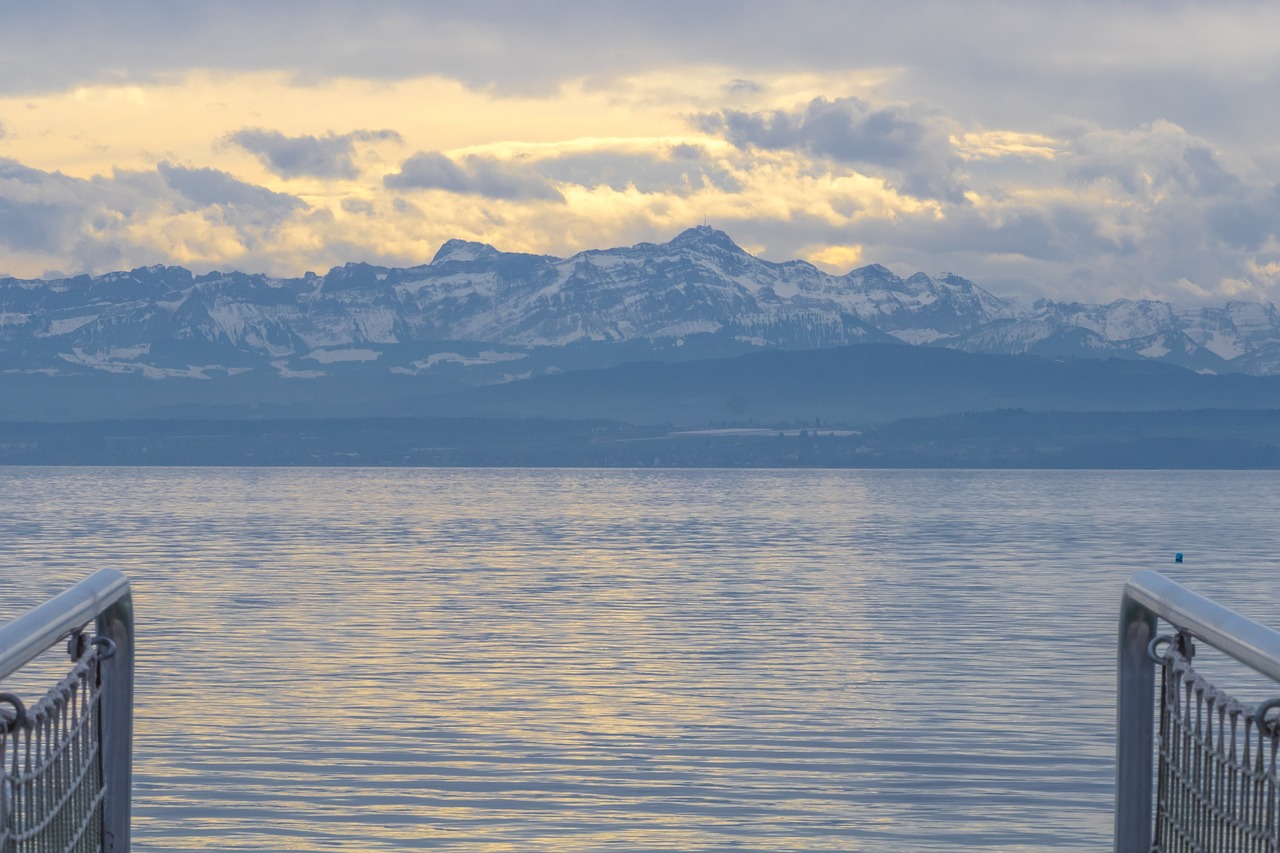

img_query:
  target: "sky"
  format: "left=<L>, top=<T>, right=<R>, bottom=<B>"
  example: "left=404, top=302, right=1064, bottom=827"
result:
left=1, top=1, right=1279, bottom=305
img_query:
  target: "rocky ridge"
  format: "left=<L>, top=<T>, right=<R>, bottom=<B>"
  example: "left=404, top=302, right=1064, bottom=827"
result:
left=1, top=226, right=1277, bottom=380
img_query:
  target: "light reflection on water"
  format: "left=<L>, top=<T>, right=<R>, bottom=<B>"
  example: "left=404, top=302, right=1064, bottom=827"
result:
left=0, top=468, right=1279, bottom=851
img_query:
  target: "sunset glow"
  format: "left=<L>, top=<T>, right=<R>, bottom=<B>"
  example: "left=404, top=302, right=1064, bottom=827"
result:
left=2, top=2, right=1278, bottom=304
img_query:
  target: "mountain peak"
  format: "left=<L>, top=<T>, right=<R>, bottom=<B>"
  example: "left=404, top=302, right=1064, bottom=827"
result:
left=667, top=225, right=745, bottom=254
left=432, top=238, right=499, bottom=265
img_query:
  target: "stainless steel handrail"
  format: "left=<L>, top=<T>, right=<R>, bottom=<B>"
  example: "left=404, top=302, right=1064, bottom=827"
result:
left=0, top=569, right=131, bottom=679
left=0, top=569, right=134, bottom=853
left=1115, top=570, right=1280, bottom=853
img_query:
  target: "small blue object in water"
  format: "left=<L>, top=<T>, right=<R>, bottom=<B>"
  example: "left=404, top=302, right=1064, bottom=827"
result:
left=1175, top=553, right=1184, bottom=563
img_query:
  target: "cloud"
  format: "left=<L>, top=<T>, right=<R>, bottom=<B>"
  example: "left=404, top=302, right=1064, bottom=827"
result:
left=722, top=79, right=767, bottom=96
left=384, top=151, right=564, bottom=201
left=0, top=156, right=317, bottom=274
left=1067, top=120, right=1238, bottom=199
left=391, top=197, right=422, bottom=216
left=1, top=3, right=1279, bottom=176
left=954, top=131, right=1061, bottom=161
left=4, top=52, right=1280, bottom=308
left=0, top=195, right=72, bottom=254
left=822, top=122, right=1280, bottom=301
left=0, top=158, right=49, bottom=185
left=0, top=119, right=6, bottom=139
left=226, top=128, right=402, bottom=179
left=3, top=3, right=1274, bottom=90
left=1207, top=199, right=1277, bottom=252
left=0, top=158, right=128, bottom=255
left=623, top=115, right=1280, bottom=304
left=536, top=145, right=740, bottom=194
left=158, top=161, right=306, bottom=221
left=340, top=198, right=375, bottom=216
left=695, top=96, right=964, bottom=201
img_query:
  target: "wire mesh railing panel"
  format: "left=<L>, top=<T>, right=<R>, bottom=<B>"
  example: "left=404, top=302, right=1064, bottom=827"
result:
left=0, top=641, right=106, bottom=853
left=1154, top=639, right=1280, bottom=853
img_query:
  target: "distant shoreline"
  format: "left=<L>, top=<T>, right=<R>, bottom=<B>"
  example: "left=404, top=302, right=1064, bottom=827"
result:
left=3, top=411, right=1278, bottom=470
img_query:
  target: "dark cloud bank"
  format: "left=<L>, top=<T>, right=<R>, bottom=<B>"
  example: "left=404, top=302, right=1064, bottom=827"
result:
left=384, top=152, right=564, bottom=201
left=696, top=96, right=964, bottom=201
left=227, top=128, right=402, bottom=179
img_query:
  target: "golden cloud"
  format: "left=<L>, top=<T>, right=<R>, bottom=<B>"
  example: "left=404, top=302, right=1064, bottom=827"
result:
left=805, top=244, right=865, bottom=272
left=952, top=130, right=1062, bottom=160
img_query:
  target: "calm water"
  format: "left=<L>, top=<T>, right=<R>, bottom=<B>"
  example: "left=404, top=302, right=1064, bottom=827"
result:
left=1, top=468, right=1278, bottom=852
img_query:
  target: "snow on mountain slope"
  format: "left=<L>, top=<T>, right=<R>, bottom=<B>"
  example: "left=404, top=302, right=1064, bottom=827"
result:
left=2, top=225, right=1280, bottom=379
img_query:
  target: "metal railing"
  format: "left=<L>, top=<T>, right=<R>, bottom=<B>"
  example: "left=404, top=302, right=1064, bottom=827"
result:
left=0, top=570, right=134, bottom=853
left=1116, top=570, right=1280, bottom=852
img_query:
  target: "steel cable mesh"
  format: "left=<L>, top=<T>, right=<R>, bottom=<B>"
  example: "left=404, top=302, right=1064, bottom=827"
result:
left=1154, top=642, right=1280, bottom=853
left=0, top=644, right=105, bottom=853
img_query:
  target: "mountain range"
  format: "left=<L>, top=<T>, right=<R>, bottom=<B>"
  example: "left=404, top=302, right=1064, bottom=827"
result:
left=4, top=226, right=1280, bottom=399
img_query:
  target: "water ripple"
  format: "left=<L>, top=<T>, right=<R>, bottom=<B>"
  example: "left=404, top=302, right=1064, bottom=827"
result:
left=1, top=468, right=1278, bottom=851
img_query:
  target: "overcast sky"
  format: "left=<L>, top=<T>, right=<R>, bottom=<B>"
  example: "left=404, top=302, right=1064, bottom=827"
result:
left=1, top=1, right=1278, bottom=304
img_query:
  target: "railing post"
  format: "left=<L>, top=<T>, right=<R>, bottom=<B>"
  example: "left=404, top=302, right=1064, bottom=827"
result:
left=0, top=570, right=132, bottom=853
left=1115, top=589, right=1156, bottom=853
left=97, top=591, right=134, bottom=853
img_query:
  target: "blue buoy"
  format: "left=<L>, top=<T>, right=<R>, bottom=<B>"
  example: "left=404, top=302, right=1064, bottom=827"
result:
left=1175, top=553, right=1183, bottom=563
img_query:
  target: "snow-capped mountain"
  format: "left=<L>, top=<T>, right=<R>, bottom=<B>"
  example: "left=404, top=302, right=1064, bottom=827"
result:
left=2, top=226, right=1279, bottom=382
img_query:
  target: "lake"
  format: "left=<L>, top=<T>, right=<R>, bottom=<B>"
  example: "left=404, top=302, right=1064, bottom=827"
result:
left=1, top=468, right=1278, bottom=852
